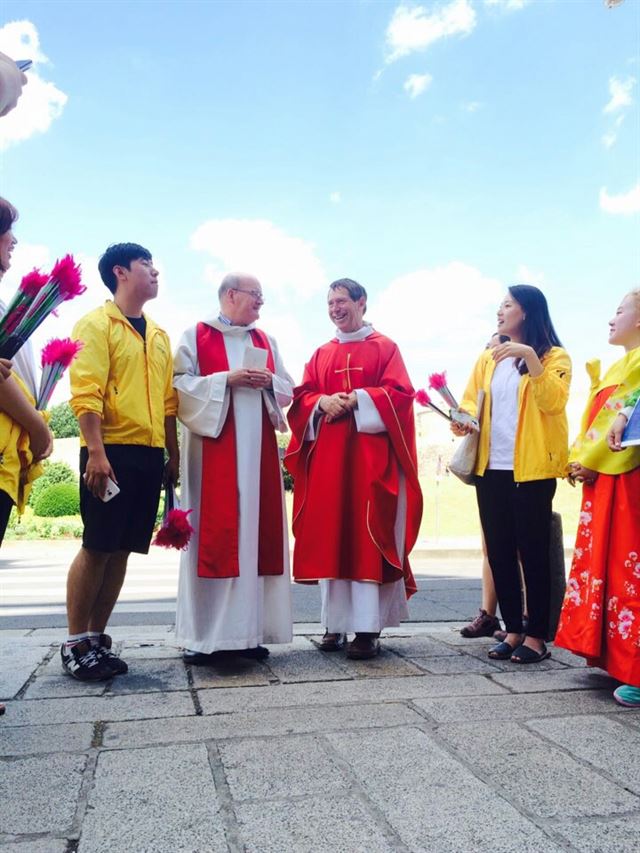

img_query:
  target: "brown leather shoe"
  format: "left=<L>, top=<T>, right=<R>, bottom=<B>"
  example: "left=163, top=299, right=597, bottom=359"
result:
left=460, top=609, right=501, bottom=638
left=346, top=633, right=381, bottom=660
left=319, top=632, right=345, bottom=652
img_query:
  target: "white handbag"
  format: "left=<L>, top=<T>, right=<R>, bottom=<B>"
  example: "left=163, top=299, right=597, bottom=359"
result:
left=449, top=390, right=485, bottom=485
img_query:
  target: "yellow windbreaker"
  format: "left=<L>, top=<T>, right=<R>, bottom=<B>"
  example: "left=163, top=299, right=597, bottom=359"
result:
left=70, top=301, right=178, bottom=448
left=460, top=346, right=572, bottom=482
left=0, top=374, right=45, bottom=508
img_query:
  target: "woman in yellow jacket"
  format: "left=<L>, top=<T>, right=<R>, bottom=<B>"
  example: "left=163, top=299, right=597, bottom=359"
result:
left=0, top=197, right=53, bottom=544
left=454, top=285, right=571, bottom=663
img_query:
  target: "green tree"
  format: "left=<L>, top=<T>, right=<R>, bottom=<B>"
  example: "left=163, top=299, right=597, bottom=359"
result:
left=277, top=433, right=293, bottom=492
left=49, top=401, right=80, bottom=438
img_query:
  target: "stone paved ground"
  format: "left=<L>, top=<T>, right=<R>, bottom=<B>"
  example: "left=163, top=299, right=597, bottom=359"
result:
left=1, top=623, right=639, bottom=852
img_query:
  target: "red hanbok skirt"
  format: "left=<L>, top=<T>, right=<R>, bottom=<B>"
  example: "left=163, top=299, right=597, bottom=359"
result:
left=555, top=390, right=640, bottom=686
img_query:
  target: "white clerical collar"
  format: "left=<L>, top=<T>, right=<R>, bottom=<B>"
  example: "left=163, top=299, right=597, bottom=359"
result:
left=207, top=317, right=257, bottom=336
left=335, top=324, right=374, bottom=343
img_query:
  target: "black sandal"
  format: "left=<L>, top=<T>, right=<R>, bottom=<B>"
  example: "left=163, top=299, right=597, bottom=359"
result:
left=488, top=640, right=518, bottom=660
left=510, top=643, right=551, bottom=664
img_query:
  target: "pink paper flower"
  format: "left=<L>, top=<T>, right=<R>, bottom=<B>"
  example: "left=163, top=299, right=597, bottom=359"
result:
left=40, top=337, right=83, bottom=369
left=415, top=389, right=432, bottom=407
left=428, top=371, right=448, bottom=391
left=153, top=509, right=195, bottom=550
left=19, top=269, right=49, bottom=297
left=50, top=255, right=86, bottom=299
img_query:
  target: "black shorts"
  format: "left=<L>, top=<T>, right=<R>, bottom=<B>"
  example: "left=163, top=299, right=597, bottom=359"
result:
left=79, top=445, right=164, bottom=554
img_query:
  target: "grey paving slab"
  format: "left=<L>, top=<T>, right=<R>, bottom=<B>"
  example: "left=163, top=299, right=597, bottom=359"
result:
left=0, top=840, right=67, bottom=853
left=104, top=658, right=189, bottom=694
left=437, top=719, right=639, bottom=818
left=0, top=645, right=47, bottom=699
left=527, top=714, right=640, bottom=795
left=265, top=638, right=351, bottom=683
left=383, top=635, right=462, bottom=657
left=413, top=689, right=628, bottom=723
left=0, top=629, right=31, bottom=639
left=415, top=654, right=501, bottom=675
left=197, top=673, right=506, bottom=715
left=0, top=754, right=85, bottom=834
left=22, top=675, right=107, bottom=699
left=0, top=722, right=93, bottom=756
left=235, top=795, right=396, bottom=853
left=326, top=727, right=564, bottom=852
left=0, top=690, right=194, bottom=726
left=78, top=743, right=226, bottom=853
left=554, top=815, right=640, bottom=852
left=491, top=667, right=617, bottom=694
left=547, top=644, right=588, bottom=667
left=119, top=643, right=182, bottom=660
left=219, top=734, right=349, bottom=800
left=103, top=702, right=424, bottom=749
left=424, top=630, right=494, bottom=648
left=330, top=648, right=425, bottom=679
left=190, top=658, right=273, bottom=689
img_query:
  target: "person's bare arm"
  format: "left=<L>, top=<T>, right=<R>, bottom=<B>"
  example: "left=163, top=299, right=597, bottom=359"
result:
left=78, top=412, right=114, bottom=499
left=0, top=377, right=53, bottom=461
left=163, top=415, right=179, bottom=486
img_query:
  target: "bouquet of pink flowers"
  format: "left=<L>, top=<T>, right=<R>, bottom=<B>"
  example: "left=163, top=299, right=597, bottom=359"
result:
left=0, top=256, right=86, bottom=359
left=428, top=371, right=459, bottom=410
left=36, top=337, right=83, bottom=410
left=415, top=388, right=452, bottom=421
left=153, top=484, right=195, bottom=550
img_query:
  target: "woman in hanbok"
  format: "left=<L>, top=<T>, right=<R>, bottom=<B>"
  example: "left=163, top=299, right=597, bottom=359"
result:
left=555, top=289, right=640, bottom=707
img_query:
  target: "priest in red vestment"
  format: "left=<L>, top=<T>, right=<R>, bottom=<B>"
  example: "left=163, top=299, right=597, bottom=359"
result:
left=285, top=278, right=423, bottom=659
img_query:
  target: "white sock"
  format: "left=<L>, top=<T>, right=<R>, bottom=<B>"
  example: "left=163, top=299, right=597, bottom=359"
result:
left=65, top=633, right=88, bottom=652
left=87, top=632, right=101, bottom=647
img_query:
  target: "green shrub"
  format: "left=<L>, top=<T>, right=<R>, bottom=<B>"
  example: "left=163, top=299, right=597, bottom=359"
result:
left=49, top=401, right=80, bottom=438
left=33, top=482, right=80, bottom=517
left=28, top=460, right=77, bottom=508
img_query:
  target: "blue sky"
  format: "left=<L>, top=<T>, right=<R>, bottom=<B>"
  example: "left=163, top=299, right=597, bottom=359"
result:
left=1, top=0, right=638, bottom=428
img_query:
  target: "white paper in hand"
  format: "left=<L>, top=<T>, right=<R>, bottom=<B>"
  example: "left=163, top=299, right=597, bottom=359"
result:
left=243, top=346, right=268, bottom=370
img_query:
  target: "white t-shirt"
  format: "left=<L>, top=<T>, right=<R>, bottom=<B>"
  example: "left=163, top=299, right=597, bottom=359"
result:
left=488, top=357, right=521, bottom=470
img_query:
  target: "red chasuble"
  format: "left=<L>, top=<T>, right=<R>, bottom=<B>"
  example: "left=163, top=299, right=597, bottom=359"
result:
left=195, top=323, right=284, bottom=579
left=284, top=331, right=422, bottom=597
left=555, top=387, right=640, bottom=687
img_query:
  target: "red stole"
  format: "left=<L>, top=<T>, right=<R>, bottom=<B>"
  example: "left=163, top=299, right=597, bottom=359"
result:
left=196, top=323, right=284, bottom=578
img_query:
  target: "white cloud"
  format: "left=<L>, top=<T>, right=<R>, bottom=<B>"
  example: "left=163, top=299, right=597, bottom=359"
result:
left=604, top=75, right=636, bottom=114
left=370, top=261, right=503, bottom=394
left=385, top=1, right=476, bottom=64
left=404, top=73, right=433, bottom=99
left=462, top=100, right=483, bottom=112
left=0, top=20, right=68, bottom=151
left=329, top=191, right=342, bottom=204
left=190, top=219, right=328, bottom=301
left=599, top=183, right=640, bottom=215
left=484, top=0, right=530, bottom=11
left=515, top=264, right=545, bottom=286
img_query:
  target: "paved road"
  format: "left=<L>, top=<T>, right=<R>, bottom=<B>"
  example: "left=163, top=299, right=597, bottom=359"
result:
left=1, top=540, right=485, bottom=628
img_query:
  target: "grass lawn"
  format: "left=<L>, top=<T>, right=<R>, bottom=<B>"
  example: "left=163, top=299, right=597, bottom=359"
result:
left=418, top=472, right=582, bottom=543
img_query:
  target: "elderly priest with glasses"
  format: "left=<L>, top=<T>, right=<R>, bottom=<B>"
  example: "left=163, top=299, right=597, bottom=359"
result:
left=173, top=273, right=293, bottom=663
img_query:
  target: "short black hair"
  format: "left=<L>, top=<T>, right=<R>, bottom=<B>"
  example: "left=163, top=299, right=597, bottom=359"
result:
left=329, top=278, right=367, bottom=303
left=98, top=243, right=152, bottom=294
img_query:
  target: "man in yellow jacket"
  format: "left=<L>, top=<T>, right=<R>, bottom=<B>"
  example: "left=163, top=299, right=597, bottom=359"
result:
left=62, top=243, right=179, bottom=681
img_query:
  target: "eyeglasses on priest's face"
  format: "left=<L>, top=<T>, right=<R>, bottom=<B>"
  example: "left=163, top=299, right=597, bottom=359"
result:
left=232, top=287, right=264, bottom=303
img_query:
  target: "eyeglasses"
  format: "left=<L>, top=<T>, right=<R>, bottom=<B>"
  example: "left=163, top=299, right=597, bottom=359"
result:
left=233, top=288, right=264, bottom=303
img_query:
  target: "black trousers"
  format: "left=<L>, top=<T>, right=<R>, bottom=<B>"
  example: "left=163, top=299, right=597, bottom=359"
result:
left=0, top=489, right=14, bottom=546
left=475, top=470, right=556, bottom=639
